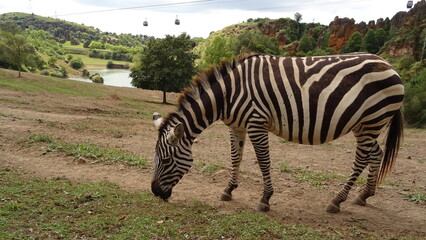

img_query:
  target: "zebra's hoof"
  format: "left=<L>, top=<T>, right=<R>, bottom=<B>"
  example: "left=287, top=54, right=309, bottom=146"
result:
left=351, top=196, right=367, bottom=206
left=326, top=203, right=340, bottom=213
left=255, top=202, right=270, bottom=212
left=219, top=192, right=232, bottom=201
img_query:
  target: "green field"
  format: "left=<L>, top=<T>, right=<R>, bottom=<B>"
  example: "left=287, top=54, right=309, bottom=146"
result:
left=0, top=169, right=342, bottom=240
left=71, top=54, right=132, bottom=69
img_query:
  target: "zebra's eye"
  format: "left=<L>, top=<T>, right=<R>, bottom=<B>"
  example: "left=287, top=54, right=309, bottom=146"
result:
left=162, top=157, right=172, bottom=165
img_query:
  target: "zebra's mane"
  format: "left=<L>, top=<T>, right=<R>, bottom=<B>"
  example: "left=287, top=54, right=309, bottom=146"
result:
left=158, top=54, right=257, bottom=132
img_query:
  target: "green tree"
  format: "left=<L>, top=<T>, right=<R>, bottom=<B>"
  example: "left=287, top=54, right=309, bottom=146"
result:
left=69, top=57, right=85, bottom=70
left=404, top=68, right=426, bottom=127
left=0, top=22, right=36, bottom=77
left=204, top=35, right=233, bottom=67
left=130, top=33, right=197, bottom=104
left=375, top=28, right=388, bottom=50
left=297, top=34, right=316, bottom=54
left=361, top=29, right=379, bottom=53
left=341, top=31, right=362, bottom=53
left=232, top=30, right=281, bottom=55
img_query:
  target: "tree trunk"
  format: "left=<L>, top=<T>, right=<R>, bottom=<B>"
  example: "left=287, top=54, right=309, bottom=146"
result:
left=162, top=90, right=167, bottom=104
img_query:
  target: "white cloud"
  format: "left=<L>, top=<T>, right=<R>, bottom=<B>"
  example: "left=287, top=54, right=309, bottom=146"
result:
left=0, top=0, right=417, bottom=38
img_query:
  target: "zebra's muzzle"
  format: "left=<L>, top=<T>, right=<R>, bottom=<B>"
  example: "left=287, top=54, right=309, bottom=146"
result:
left=151, top=179, right=172, bottom=200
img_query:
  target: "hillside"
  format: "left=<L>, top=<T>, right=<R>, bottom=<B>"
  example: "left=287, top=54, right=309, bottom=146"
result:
left=0, top=12, right=150, bottom=47
left=195, top=0, right=425, bottom=61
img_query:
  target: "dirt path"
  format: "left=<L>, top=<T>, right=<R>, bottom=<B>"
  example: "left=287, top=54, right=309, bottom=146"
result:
left=0, top=73, right=425, bottom=238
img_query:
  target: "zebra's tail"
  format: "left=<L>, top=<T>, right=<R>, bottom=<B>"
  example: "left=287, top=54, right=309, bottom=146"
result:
left=377, top=109, right=404, bottom=183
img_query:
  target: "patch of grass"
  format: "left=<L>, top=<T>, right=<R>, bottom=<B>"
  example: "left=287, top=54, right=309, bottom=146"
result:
left=278, top=139, right=295, bottom=145
left=47, top=142, right=147, bottom=167
left=0, top=98, right=31, bottom=105
left=28, top=134, right=54, bottom=144
left=0, top=70, right=106, bottom=98
left=26, top=134, right=147, bottom=168
left=107, top=129, right=125, bottom=138
left=73, top=124, right=89, bottom=131
left=291, top=168, right=335, bottom=187
left=37, top=119, right=57, bottom=127
left=70, top=54, right=131, bottom=68
left=279, top=160, right=293, bottom=173
left=404, top=192, right=426, bottom=204
left=201, top=163, right=223, bottom=174
left=0, top=169, right=345, bottom=240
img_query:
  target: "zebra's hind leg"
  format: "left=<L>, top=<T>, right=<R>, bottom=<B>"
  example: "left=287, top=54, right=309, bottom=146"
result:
left=352, top=141, right=383, bottom=206
left=326, top=135, right=375, bottom=213
left=220, top=128, right=246, bottom=201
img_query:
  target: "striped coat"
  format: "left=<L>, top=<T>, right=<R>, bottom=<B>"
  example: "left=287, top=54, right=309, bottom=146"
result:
left=151, top=53, right=404, bottom=213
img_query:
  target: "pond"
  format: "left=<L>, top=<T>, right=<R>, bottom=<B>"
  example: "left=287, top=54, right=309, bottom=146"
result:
left=69, top=69, right=133, bottom=88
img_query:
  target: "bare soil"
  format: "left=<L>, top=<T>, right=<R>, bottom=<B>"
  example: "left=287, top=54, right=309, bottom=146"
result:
left=1, top=71, right=425, bottom=238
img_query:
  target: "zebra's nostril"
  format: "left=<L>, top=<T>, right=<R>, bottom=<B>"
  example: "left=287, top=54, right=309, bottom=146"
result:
left=151, top=180, right=172, bottom=200
left=151, top=180, right=162, bottom=197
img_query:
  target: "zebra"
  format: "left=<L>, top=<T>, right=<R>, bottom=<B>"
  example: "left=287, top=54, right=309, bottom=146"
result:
left=151, top=53, right=404, bottom=213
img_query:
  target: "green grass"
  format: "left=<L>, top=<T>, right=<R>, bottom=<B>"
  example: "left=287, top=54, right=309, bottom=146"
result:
left=201, top=163, right=224, bottom=174
left=0, top=70, right=106, bottom=98
left=63, top=41, right=85, bottom=49
left=0, top=98, right=31, bottom=105
left=28, top=134, right=147, bottom=168
left=278, top=160, right=292, bottom=173
left=291, top=168, right=339, bottom=188
left=28, top=134, right=54, bottom=144
left=404, top=192, right=426, bottom=204
left=0, top=169, right=345, bottom=240
left=70, top=54, right=132, bottom=68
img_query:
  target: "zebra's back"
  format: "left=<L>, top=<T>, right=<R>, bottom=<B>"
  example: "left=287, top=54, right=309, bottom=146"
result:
left=229, top=54, right=404, bottom=145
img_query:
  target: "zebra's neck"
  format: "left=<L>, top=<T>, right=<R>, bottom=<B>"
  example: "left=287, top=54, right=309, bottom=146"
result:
left=168, top=63, right=234, bottom=143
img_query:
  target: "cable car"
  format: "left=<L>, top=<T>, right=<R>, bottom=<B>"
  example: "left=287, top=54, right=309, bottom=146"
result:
left=407, top=0, right=413, bottom=8
left=175, top=15, right=180, bottom=25
left=143, top=18, right=148, bottom=27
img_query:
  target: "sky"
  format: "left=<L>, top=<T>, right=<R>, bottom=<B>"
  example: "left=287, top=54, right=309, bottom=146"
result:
left=0, top=0, right=419, bottom=38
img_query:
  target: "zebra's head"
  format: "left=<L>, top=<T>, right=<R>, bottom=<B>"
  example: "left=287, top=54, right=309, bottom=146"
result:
left=151, top=112, right=192, bottom=200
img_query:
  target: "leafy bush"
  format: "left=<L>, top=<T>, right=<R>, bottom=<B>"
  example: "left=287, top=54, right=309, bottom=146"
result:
left=404, top=68, right=426, bottom=128
left=341, top=32, right=362, bottom=53
left=361, top=29, right=379, bottom=53
left=40, top=70, right=50, bottom=76
left=50, top=71, right=64, bottom=78
left=69, top=57, right=84, bottom=70
left=297, top=34, right=316, bottom=54
left=90, top=73, right=104, bottom=84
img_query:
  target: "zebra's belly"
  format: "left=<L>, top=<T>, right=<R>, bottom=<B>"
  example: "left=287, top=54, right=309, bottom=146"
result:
left=270, top=116, right=354, bottom=145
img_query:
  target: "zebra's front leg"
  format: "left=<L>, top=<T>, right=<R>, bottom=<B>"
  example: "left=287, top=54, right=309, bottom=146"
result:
left=352, top=141, right=383, bottom=206
left=248, top=128, right=274, bottom=212
left=220, top=128, right=246, bottom=201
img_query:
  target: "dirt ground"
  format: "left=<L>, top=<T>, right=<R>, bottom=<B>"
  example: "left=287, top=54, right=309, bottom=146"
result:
left=1, top=71, right=425, bottom=238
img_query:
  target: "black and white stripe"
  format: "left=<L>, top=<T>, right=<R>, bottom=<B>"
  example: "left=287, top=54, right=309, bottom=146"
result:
left=151, top=53, right=404, bottom=213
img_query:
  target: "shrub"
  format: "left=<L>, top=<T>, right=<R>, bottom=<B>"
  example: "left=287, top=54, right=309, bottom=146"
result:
left=106, top=60, right=114, bottom=69
left=341, top=32, right=362, bottom=53
left=90, top=73, right=104, bottom=84
left=50, top=71, right=64, bottom=78
left=69, top=57, right=85, bottom=70
left=67, top=54, right=73, bottom=61
left=59, top=66, right=68, bottom=78
left=40, top=70, right=50, bottom=76
left=404, top=68, right=426, bottom=128
left=47, top=57, right=57, bottom=66
left=82, top=69, right=90, bottom=78
left=297, top=35, right=316, bottom=53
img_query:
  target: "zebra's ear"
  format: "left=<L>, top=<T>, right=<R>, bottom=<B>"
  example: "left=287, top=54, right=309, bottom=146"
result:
left=153, top=112, right=164, bottom=130
left=168, top=122, right=184, bottom=145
